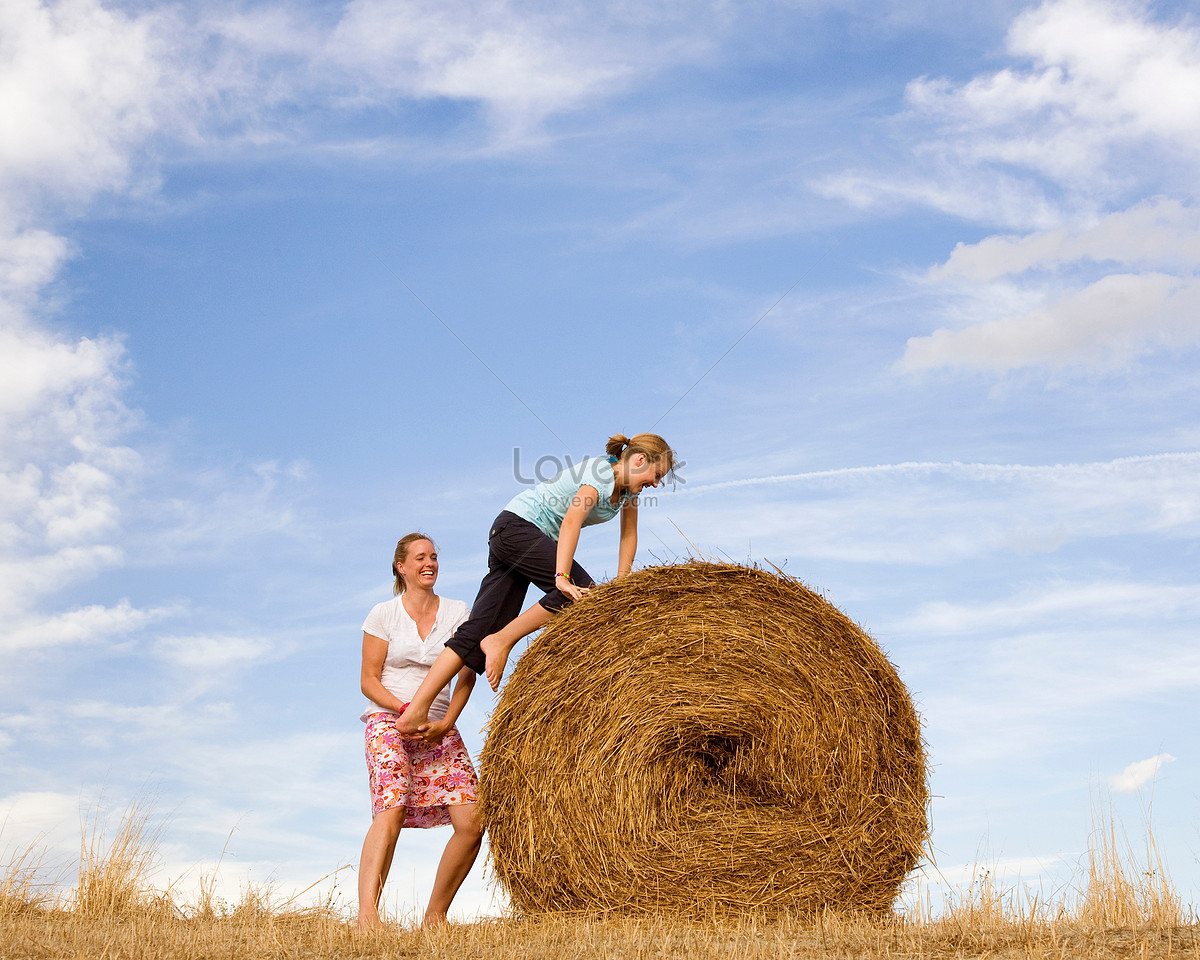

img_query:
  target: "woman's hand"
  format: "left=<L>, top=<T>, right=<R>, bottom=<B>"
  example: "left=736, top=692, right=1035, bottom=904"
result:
left=419, top=718, right=451, bottom=745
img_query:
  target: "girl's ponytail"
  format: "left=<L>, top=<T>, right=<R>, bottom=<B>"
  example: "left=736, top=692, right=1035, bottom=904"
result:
left=605, top=434, right=631, bottom=458
left=606, top=432, right=676, bottom=472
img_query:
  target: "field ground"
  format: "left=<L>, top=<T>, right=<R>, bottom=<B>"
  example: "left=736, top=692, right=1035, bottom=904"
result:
left=4, top=905, right=1198, bottom=960
left=2, top=804, right=1195, bottom=959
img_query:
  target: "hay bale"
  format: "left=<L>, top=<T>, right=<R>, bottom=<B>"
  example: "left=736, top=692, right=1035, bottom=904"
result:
left=479, top=561, right=928, bottom=917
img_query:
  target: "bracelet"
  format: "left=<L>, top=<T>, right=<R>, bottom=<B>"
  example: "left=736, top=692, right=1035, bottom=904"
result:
left=555, top=572, right=571, bottom=583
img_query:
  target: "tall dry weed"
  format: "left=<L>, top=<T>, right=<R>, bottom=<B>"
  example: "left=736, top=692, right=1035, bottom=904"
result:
left=0, top=841, right=53, bottom=916
left=73, top=799, right=171, bottom=921
left=1076, top=798, right=1183, bottom=929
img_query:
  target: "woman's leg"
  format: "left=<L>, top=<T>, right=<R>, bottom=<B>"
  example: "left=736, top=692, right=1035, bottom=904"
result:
left=423, top=803, right=484, bottom=928
left=356, top=806, right=405, bottom=930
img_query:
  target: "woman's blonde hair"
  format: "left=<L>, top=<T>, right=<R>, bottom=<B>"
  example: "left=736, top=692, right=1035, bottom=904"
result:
left=605, top=433, right=675, bottom=475
left=392, top=532, right=436, bottom=596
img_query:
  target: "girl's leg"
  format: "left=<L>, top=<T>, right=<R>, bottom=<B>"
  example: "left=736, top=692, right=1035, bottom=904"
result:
left=356, top=806, right=405, bottom=930
left=395, top=648, right=465, bottom=734
left=480, top=603, right=553, bottom=690
left=400, top=531, right=534, bottom=727
left=423, top=803, right=484, bottom=928
left=398, top=552, right=529, bottom=733
left=479, top=555, right=594, bottom=690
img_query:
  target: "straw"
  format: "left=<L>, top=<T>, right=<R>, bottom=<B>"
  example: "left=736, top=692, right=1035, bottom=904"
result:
left=479, top=561, right=929, bottom=917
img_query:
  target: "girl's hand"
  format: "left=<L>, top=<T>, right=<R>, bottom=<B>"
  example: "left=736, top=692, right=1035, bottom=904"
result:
left=563, top=581, right=589, bottom=601
left=555, top=574, right=589, bottom=602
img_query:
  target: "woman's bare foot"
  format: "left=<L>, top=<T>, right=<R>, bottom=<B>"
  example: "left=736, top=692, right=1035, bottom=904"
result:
left=356, top=912, right=385, bottom=932
left=422, top=911, right=449, bottom=930
left=481, top=634, right=510, bottom=691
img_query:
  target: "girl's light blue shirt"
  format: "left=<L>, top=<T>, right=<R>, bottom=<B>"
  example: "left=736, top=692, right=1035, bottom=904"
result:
left=504, top=456, right=635, bottom=540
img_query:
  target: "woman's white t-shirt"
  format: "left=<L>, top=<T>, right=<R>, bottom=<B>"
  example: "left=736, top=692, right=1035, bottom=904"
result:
left=360, top=595, right=470, bottom=723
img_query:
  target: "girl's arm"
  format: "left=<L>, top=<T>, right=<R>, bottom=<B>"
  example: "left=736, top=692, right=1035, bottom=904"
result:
left=554, top=484, right=599, bottom=600
left=361, top=633, right=408, bottom=713
left=420, top=665, right=476, bottom=743
left=616, top=498, right=638, bottom=577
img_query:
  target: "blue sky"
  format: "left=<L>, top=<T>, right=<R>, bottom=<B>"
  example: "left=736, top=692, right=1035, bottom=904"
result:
left=2, top=0, right=1198, bottom=919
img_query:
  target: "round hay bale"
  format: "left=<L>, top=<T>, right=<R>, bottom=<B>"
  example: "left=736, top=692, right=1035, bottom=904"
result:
left=479, top=561, right=928, bottom=917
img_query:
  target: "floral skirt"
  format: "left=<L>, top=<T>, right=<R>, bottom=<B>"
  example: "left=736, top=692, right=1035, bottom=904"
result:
left=364, top=711, right=479, bottom=828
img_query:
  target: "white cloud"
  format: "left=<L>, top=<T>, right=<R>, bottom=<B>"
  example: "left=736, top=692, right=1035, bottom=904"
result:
left=154, top=634, right=274, bottom=672
left=668, top=452, right=1200, bottom=564
left=902, top=196, right=1200, bottom=374
left=324, top=0, right=637, bottom=143
left=0, top=599, right=166, bottom=655
left=0, top=790, right=81, bottom=859
left=0, top=1, right=316, bottom=668
left=925, top=854, right=1067, bottom=886
left=174, top=0, right=722, bottom=153
left=0, top=307, right=144, bottom=657
left=911, top=629, right=1200, bottom=767
left=67, top=699, right=184, bottom=726
left=901, top=580, right=1200, bottom=634
left=0, top=0, right=688, bottom=241
left=810, top=3, right=1200, bottom=375
left=0, top=2, right=151, bottom=660
left=0, top=0, right=166, bottom=212
left=884, top=586, right=1198, bottom=767
left=0, top=324, right=127, bottom=431
left=906, top=0, right=1200, bottom=187
left=818, top=0, right=1200, bottom=240
left=932, top=197, right=1200, bottom=282
left=899, top=270, right=1200, bottom=373
left=0, top=229, right=69, bottom=306
left=1109, top=753, right=1175, bottom=791
left=0, top=320, right=142, bottom=653
left=815, top=167, right=1066, bottom=232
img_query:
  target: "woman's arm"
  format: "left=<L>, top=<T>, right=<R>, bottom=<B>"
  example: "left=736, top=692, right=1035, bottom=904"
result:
left=420, top=666, right=477, bottom=744
left=554, top=484, right=598, bottom=600
left=616, top=498, right=638, bottom=577
left=360, top=632, right=408, bottom=713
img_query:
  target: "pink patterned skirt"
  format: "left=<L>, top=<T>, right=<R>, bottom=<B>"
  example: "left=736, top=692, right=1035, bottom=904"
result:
left=364, top=711, right=479, bottom=828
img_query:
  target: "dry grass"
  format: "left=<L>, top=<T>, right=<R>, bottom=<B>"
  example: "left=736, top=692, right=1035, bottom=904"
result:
left=1077, top=800, right=1182, bottom=930
left=0, top=844, right=54, bottom=918
left=482, top=562, right=929, bottom=916
left=4, top=771, right=1191, bottom=958
left=2, top=883, right=1195, bottom=960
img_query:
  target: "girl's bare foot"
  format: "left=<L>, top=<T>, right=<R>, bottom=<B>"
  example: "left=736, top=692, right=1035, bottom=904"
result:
left=395, top=704, right=428, bottom=735
left=480, top=635, right=509, bottom=691
left=422, top=911, right=449, bottom=930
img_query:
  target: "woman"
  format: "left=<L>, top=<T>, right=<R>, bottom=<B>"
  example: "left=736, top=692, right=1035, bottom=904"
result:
left=357, top=532, right=482, bottom=930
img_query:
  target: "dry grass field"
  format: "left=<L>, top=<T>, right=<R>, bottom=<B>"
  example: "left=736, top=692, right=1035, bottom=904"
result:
left=1, top=804, right=1194, bottom=960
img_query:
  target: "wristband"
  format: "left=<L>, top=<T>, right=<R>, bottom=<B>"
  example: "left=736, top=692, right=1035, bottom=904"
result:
left=555, top=572, right=571, bottom=583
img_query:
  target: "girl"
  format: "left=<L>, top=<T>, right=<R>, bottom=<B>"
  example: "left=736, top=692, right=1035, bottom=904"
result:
left=357, top=533, right=483, bottom=930
left=397, top=433, right=674, bottom=736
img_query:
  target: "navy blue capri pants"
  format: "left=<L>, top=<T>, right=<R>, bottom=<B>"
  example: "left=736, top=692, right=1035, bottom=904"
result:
left=445, top=511, right=593, bottom=674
